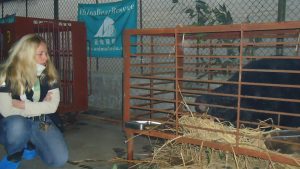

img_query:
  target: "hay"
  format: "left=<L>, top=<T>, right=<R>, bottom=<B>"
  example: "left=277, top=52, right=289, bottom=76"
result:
left=130, top=89, right=300, bottom=168
left=179, top=115, right=267, bottom=150
left=136, top=114, right=300, bottom=169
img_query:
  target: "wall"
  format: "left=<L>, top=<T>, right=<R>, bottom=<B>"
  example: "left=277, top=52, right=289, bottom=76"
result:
left=89, top=73, right=123, bottom=114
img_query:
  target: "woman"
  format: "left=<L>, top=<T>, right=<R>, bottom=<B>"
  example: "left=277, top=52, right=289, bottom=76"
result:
left=0, top=34, right=68, bottom=169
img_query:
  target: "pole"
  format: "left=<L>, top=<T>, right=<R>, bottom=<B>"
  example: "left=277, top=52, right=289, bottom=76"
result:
left=54, top=0, right=59, bottom=20
left=276, top=0, right=286, bottom=56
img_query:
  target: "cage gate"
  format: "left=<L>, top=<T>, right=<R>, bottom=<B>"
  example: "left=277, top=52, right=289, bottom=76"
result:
left=123, top=21, right=300, bottom=166
left=0, top=17, right=88, bottom=115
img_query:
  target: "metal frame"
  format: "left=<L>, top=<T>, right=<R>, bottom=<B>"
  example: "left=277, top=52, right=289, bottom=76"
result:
left=123, top=21, right=300, bottom=166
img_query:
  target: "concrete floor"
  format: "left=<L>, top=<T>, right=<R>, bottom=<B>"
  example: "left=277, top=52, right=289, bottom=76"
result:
left=0, top=112, right=152, bottom=169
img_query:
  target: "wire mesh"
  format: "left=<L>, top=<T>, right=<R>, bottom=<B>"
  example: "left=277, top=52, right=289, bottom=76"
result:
left=27, top=0, right=54, bottom=19
left=1, top=0, right=300, bottom=74
left=2, top=0, right=27, bottom=17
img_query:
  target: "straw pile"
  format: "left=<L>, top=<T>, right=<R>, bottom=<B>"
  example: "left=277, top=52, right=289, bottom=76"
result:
left=179, top=115, right=267, bottom=150
left=137, top=114, right=300, bottom=169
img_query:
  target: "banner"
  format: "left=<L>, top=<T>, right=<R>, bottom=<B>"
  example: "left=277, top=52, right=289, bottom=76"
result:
left=78, top=0, right=137, bottom=57
left=0, top=14, right=15, bottom=24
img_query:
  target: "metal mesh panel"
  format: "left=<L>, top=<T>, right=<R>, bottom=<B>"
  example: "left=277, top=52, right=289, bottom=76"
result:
left=140, top=0, right=192, bottom=28
left=139, top=0, right=279, bottom=28
left=27, top=0, right=54, bottom=19
left=88, top=57, right=123, bottom=73
left=59, top=0, right=96, bottom=21
left=2, top=1, right=27, bottom=17
left=2, top=1, right=298, bottom=26
left=224, top=0, right=278, bottom=23
left=286, top=0, right=300, bottom=21
left=1, top=0, right=300, bottom=74
left=59, top=0, right=121, bottom=21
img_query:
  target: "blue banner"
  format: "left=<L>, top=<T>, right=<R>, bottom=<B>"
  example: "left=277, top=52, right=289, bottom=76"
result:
left=78, top=0, right=137, bottom=57
left=0, top=14, right=15, bottom=24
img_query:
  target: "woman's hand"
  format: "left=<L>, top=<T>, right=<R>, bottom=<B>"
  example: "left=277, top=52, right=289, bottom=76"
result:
left=12, top=99, right=25, bottom=109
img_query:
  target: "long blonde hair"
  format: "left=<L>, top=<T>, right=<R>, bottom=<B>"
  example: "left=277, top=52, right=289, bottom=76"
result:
left=0, top=34, right=59, bottom=95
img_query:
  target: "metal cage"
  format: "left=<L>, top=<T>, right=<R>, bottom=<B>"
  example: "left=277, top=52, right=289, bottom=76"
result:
left=123, top=21, right=300, bottom=166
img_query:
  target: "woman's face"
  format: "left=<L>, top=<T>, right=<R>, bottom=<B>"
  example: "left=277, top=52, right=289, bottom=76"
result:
left=35, top=42, right=48, bottom=65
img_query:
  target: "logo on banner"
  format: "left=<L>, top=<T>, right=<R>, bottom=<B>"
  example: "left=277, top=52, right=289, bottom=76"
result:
left=94, top=16, right=117, bottom=46
left=78, top=0, right=137, bottom=58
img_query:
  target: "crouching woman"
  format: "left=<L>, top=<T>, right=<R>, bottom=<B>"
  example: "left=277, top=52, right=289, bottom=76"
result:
left=0, top=34, right=68, bottom=169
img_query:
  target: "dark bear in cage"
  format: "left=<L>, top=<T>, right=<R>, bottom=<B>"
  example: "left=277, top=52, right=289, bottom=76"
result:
left=195, top=58, right=300, bottom=128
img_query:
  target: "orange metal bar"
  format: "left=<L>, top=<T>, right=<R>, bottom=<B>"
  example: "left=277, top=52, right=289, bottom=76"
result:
left=123, top=21, right=300, bottom=166
left=123, top=30, right=131, bottom=123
